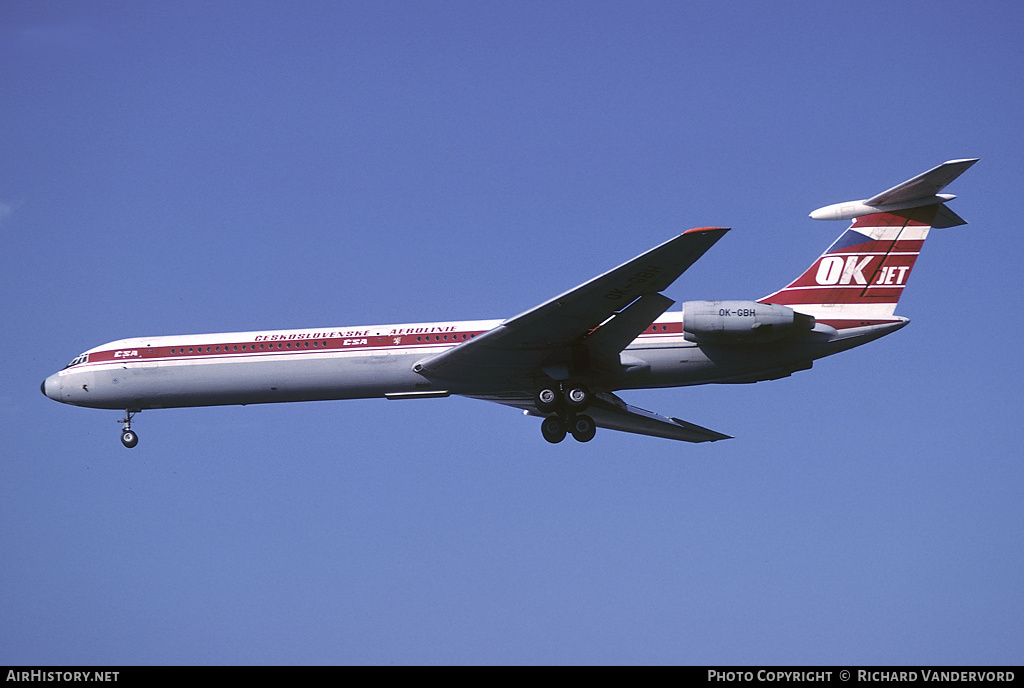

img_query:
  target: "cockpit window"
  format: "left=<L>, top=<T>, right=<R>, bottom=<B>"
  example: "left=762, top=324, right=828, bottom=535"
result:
left=63, top=353, right=89, bottom=369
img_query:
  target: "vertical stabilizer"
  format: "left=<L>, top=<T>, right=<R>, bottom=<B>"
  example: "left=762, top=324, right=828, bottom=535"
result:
left=760, top=205, right=937, bottom=322
left=759, top=159, right=977, bottom=327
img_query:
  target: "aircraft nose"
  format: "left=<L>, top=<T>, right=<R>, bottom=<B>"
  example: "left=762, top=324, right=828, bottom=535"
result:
left=41, top=374, right=61, bottom=402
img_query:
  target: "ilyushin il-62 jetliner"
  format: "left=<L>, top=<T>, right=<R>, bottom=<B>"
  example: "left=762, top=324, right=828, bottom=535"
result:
left=42, top=159, right=977, bottom=448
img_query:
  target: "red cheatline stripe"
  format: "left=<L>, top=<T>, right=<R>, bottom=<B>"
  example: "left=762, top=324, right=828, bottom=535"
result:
left=827, top=241, right=924, bottom=254
left=83, top=331, right=488, bottom=366
left=75, top=321, right=690, bottom=368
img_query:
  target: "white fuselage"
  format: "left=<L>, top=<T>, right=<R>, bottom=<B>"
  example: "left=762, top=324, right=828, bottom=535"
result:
left=41, top=309, right=896, bottom=412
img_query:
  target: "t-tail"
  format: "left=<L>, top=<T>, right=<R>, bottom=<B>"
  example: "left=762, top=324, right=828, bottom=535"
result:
left=759, top=159, right=978, bottom=334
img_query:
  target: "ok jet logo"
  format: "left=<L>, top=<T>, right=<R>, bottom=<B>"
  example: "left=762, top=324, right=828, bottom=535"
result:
left=816, top=255, right=913, bottom=287
left=815, top=255, right=873, bottom=285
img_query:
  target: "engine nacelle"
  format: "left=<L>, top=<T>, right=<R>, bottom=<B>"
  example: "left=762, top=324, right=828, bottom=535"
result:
left=681, top=300, right=815, bottom=344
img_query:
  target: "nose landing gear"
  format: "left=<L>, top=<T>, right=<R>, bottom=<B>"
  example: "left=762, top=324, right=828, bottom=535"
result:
left=118, top=410, right=140, bottom=448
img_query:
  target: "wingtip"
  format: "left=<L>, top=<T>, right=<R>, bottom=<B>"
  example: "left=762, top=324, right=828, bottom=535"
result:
left=683, top=226, right=730, bottom=235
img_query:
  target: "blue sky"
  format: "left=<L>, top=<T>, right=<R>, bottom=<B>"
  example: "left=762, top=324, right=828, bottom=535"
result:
left=2, top=0, right=1022, bottom=665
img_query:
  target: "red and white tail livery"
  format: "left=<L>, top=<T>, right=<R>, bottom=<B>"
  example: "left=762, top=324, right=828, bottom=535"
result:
left=762, top=158, right=978, bottom=330
left=762, top=205, right=935, bottom=324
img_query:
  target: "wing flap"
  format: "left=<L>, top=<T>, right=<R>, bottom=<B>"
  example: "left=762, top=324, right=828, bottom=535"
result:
left=583, top=398, right=732, bottom=442
left=471, top=391, right=731, bottom=443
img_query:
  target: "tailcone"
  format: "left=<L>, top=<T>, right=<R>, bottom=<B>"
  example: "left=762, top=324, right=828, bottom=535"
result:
left=826, top=317, right=909, bottom=347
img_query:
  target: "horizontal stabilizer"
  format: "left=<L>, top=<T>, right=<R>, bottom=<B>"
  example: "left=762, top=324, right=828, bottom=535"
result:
left=931, top=203, right=968, bottom=229
left=809, top=158, right=978, bottom=222
left=865, top=158, right=978, bottom=206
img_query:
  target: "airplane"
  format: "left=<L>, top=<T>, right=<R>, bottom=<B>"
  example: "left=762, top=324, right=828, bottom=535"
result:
left=41, top=159, right=978, bottom=448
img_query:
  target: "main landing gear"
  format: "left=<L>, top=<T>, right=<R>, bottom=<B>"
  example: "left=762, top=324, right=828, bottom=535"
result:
left=535, top=384, right=597, bottom=444
left=118, top=409, right=140, bottom=449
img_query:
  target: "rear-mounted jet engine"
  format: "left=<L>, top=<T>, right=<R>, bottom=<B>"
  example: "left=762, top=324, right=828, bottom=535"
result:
left=681, top=300, right=815, bottom=344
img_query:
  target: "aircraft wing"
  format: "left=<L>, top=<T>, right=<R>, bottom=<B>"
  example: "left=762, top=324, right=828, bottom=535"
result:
left=414, top=227, right=729, bottom=384
left=470, top=391, right=731, bottom=443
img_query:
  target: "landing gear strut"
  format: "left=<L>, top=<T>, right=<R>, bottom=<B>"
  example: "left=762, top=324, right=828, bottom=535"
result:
left=118, top=409, right=140, bottom=449
left=535, top=382, right=596, bottom=444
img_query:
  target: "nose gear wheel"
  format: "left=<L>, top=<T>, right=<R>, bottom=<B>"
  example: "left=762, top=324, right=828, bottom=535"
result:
left=117, top=410, right=140, bottom=449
